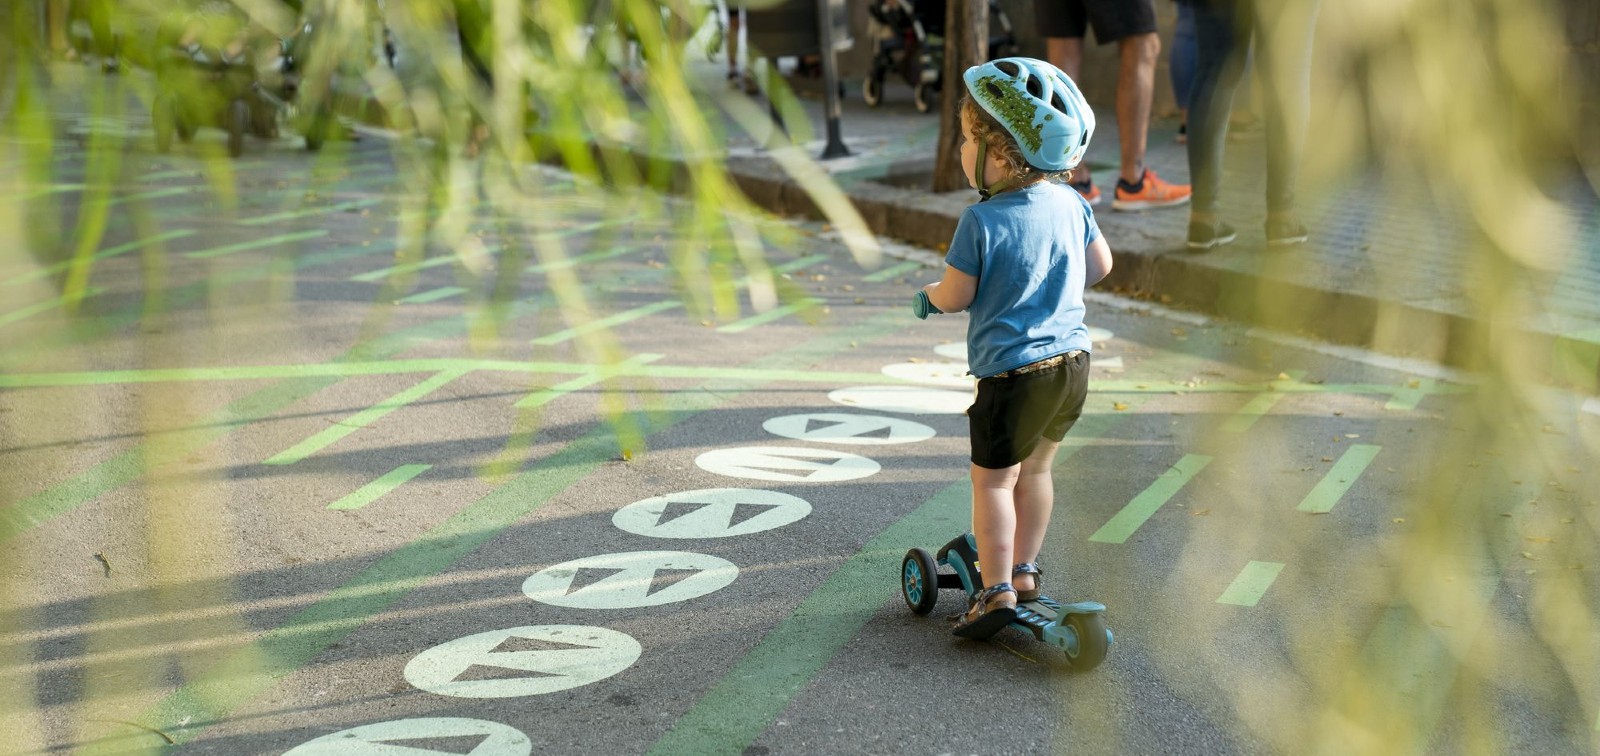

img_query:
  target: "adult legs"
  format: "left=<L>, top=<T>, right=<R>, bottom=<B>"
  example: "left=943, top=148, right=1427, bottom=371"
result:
left=1171, top=2, right=1198, bottom=137
left=1253, top=0, right=1318, bottom=216
left=1114, top=31, right=1160, bottom=183
left=1186, top=0, right=1248, bottom=220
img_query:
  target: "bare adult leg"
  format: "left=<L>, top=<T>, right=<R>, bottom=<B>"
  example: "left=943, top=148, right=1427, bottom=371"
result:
left=1046, top=37, right=1091, bottom=185
left=971, top=463, right=1020, bottom=591
left=1115, top=31, right=1160, bottom=184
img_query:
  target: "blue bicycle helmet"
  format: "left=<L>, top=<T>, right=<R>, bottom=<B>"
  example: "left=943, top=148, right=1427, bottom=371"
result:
left=962, top=57, right=1094, bottom=196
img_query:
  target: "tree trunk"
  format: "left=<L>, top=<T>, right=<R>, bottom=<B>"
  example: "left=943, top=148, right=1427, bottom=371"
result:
left=931, top=0, right=989, bottom=193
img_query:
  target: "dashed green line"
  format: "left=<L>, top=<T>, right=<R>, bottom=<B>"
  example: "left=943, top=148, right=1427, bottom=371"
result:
left=861, top=260, right=922, bottom=282
left=1216, top=561, right=1285, bottom=606
left=0, top=288, right=103, bottom=328
left=263, top=370, right=469, bottom=466
left=1385, top=378, right=1436, bottom=411
left=525, top=242, right=649, bottom=273
left=327, top=465, right=432, bottom=510
left=718, top=298, right=822, bottom=334
left=515, top=353, right=663, bottom=408
left=1221, top=370, right=1306, bottom=433
left=397, top=286, right=468, bottom=304
left=2, top=229, right=194, bottom=288
left=237, top=197, right=382, bottom=226
left=532, top=301, right=683, bottom=346
left=185, top=229, right=329, bottom=259
left=1089, top=453, right=1213, bottom=543
left=1297, top=444, right=1382, bottom=514
left=350, top=248, right=500, bottom=283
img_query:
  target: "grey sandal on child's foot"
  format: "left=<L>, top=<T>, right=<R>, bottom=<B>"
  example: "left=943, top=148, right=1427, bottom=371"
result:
left=1013, top=562, right=1046, bottom=603
left=951, top=583, right=1018, bottom=639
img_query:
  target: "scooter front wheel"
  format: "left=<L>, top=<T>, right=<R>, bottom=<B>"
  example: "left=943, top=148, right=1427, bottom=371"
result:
left=901, top=548, right=940, bottom=616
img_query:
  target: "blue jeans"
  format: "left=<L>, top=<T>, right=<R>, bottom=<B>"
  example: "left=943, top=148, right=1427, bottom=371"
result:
left=1170, top=3, right=1196, bottom=116
left=1185, top=0, right=1318, bottom=215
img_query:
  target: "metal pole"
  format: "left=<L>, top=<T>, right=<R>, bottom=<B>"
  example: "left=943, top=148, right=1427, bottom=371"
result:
left=815, top=0, right=850, bottom=159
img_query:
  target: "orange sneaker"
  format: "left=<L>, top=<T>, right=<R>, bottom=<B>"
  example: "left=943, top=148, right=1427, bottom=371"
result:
left=1070, top=180, right=1103, bottom=206
left=1112, top=169, right=1191, bottom=211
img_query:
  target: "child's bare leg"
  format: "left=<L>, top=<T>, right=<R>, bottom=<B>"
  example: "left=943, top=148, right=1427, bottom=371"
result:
left=971, top=463, right=1021, bottom=590
left=1011, top=439, right=1060, bottom=594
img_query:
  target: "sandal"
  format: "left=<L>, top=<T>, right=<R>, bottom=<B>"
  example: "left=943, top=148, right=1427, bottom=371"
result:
left=951, top=583, right=1017, bottom=639
left=1013, top=562, right=1045, bottom=603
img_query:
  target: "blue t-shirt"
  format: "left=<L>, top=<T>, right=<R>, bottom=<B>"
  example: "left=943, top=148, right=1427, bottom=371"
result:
left=944, top=181, right=1100, bottom=378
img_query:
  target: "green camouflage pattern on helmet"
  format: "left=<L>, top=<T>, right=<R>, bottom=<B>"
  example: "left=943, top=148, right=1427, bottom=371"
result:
left=973, top=75, right=1043, bottom=154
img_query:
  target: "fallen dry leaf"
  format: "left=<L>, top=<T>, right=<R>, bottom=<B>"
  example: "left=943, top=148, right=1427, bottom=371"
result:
left=1191, top=509, right=1211, bottom=517
left=1520, top=552, right=1538, bottom=560
left=1112, top=402, right=1130, bottom=411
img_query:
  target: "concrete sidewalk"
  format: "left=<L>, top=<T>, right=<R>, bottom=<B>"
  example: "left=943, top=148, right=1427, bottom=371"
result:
left=699, top=70, right=1600, bottom=394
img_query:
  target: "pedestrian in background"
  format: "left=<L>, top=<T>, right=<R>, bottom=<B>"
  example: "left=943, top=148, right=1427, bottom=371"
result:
left=915, top=58, right=1112, bottom=638
left=1184, top=0, right=1319, bottom=250
left=1034, top=0, right=1191, bottom=211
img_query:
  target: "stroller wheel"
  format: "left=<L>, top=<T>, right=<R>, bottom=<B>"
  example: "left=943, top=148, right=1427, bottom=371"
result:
left=863, top=75, right=882, bottom=107
left=227, top=98, right=249, bottom=157
left=914, top=82, right=936, bottom=114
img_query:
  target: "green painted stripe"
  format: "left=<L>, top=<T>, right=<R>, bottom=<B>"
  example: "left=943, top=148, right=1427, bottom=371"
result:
left=124, top=311, right=907, bottom=749
left=718, top=298, right=822, bottom=334
left=1221, top=370, right=1305, bottom=433
left=1384, top=378, right=1436, bottom=411
left=1297, top=444, right=1382, bottom=514
left=327, top=465, right=432, bottom=510
left=95, top=186, right=194, bottom=207
left=531, top=301, right=683, bottom=346
left=861, top=260, right=922, bottom=282
left=1216, top=561, right=1285, bottom=606
left=237, top=198, right=382, bottom=226
left=649, top=400, right=1135, bottom=755
left=515, top=354, right=663, bottom=408
left=2, top=229, right=195, bottom=288
left=1089, top=454, right=1213, bottom=543
left=264, top=370, right=468, bottom=466
left=185, top=229, right=329, bottom=259
left=525, top=242, right=648, bottom=274
left=397, top=286, right=467, bottom=304
left=0, top=288, right=103, bottom=328
left=350, top=248, right=501, bottom=283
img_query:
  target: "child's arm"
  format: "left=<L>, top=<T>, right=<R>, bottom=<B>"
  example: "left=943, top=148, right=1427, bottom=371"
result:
left=922, top=265, right=978, bottom=314
left=1085, top=236, right=1113, bottom=286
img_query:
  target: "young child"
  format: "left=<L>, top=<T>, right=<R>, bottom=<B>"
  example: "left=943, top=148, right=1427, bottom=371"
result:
left=913, top=57, right=1113, bottom=639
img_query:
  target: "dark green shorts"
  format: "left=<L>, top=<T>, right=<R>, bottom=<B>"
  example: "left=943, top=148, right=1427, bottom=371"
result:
left=968, top=350, right=1090, bottom=469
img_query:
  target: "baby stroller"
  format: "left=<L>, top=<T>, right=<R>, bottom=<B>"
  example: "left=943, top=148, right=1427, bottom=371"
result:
left=148, top=2, right=308, bottom=157
left=862, top=0, right=1016, bottom=114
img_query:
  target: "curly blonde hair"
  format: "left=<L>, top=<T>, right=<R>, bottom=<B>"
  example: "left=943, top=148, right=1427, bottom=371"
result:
left=961, top=96, right=1033, bottom=179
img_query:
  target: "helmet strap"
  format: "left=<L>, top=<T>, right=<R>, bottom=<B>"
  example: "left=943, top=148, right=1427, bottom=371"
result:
left=974, top=139, right=1018, bottom=202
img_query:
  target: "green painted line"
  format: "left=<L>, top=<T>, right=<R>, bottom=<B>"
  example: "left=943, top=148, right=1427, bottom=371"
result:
left=397, top=286, right=468, bottom=304
left=1216, top=561, right=1286, bottom=606
left=237, top=197, right=382, bottom=226
left=264, top=370, right=469, bottom=466
left=1221, top=370, right=1305, bottom=433
left=0, top=288, right=103, bottom=328
left=515, top=353, right=663, bottom=408
left=0, top=183, right=85, bottom=201
left=1384, top=378, right=1436, bottom=411
left=861, top=260, right=923, bottom=283
left=1297, top=444, right=1382, bottom=514
left=327, top=465, right=432, bottom=511
left=525, top=242, right=648, bottom=274
left=350, top=247, right=501, bottom=283
left=1089, top=453, right=1213, bottom=543
left=121, top=310, right=906, bottom=750
left=2, top=229, right=195, bottom=288
left=96, top=186, right=194, bottom=207
left=185, top=229, right=329, bottom=259
left=650, top=399, right=1134, bottom=755
left=718, top=298, right=822, bottom=334
left=531, top=301, right=683, bottom=346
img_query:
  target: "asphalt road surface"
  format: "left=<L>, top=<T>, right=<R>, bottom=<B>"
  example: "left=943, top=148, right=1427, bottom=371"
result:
left=2, top=109, right=1598, bottom=756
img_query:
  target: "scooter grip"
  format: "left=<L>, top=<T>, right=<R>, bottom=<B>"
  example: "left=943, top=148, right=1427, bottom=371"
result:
left=912, top=290, right=943, bottom=319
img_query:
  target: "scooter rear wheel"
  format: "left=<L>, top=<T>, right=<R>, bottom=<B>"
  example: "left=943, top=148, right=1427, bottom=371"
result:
left=1062, top=612, right=1109, bottom=672
left=901, top=548, right=940, bottom=616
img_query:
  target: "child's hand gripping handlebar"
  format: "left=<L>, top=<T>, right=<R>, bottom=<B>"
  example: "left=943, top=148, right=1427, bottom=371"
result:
left=912, top=290, right=943, bottom=320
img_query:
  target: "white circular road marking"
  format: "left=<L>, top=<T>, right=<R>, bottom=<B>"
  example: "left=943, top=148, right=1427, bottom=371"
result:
left=284, top=718, right=532, bottom=755
left=879, top=362, right=973, bottom=389
left=827, top=386, right=971, bottom=415
left=404, top=626, right=641, bottom=699
left=933, top=342, right=967, bottom=361
left=1088, top=326, right=1114, bottom=342
left=522, top=551, right=739, bottom=609
left=762, top=413, right=937, bottom=445
left=613, top=488, right=811, bottom=539
left=695, top=446, right=882, bottom=482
